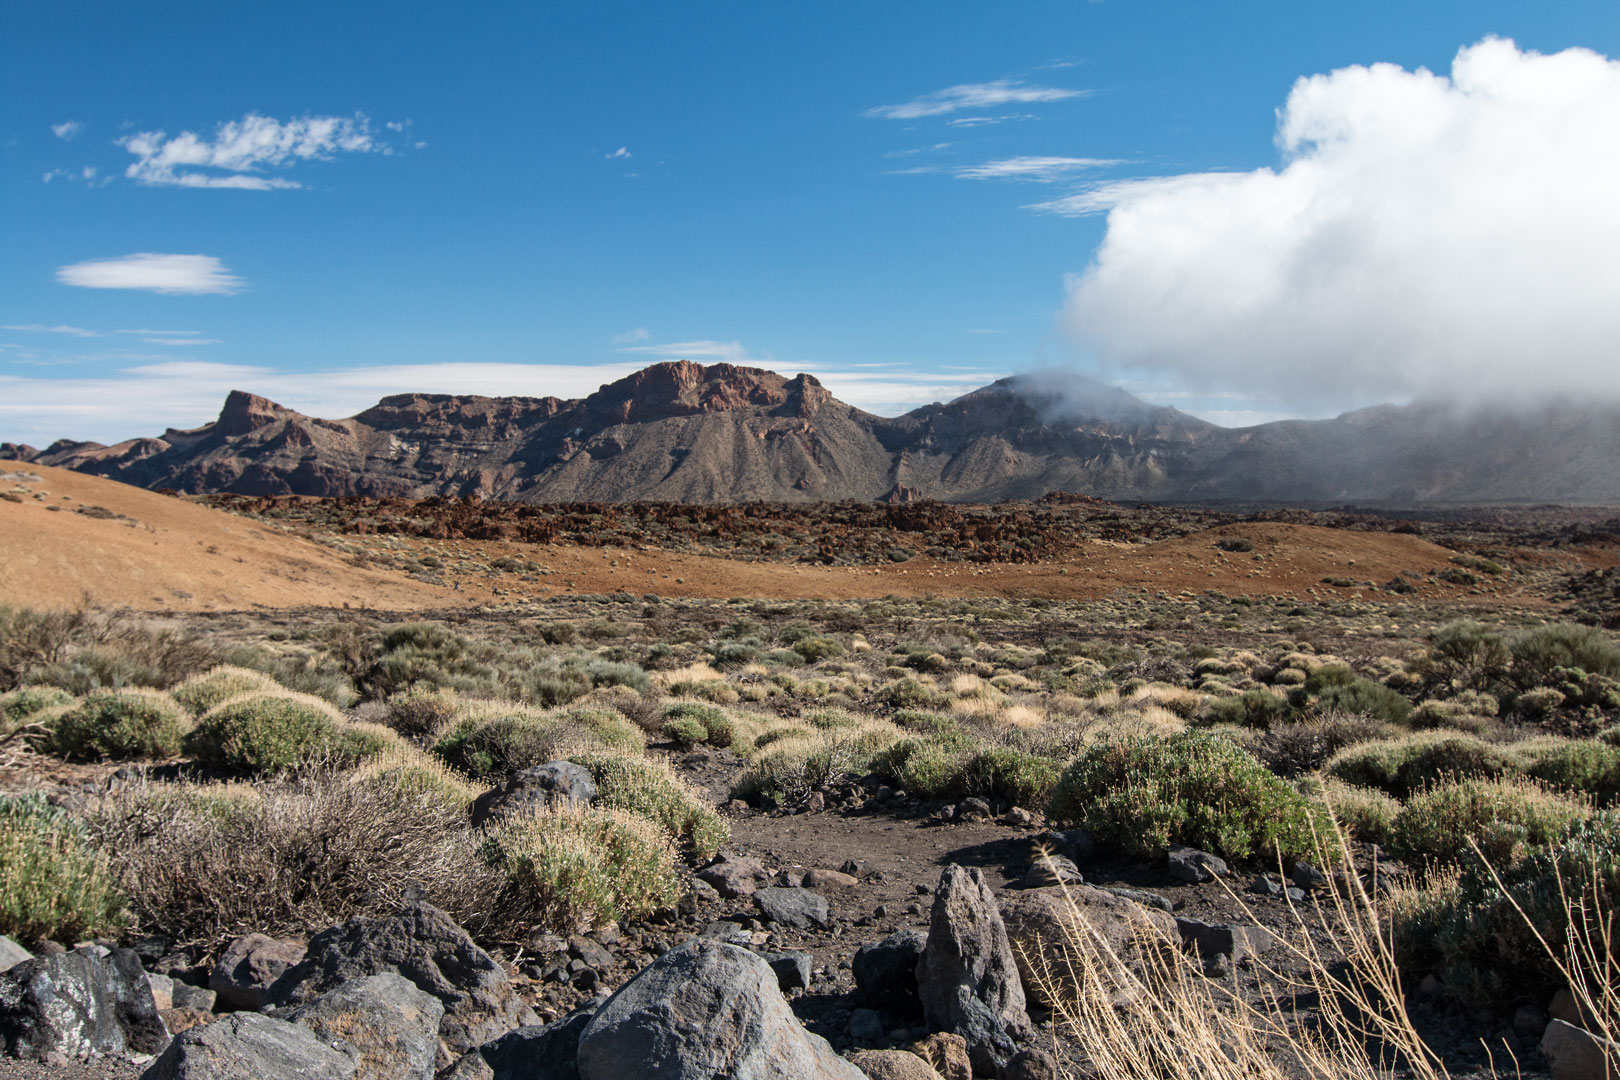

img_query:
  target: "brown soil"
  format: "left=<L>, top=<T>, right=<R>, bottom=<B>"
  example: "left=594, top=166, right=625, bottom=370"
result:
left=0, top=467, right=1564, bottom=612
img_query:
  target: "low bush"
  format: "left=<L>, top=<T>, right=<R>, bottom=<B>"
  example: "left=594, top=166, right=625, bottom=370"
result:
left=571, top=753, right=728, bottom=859
left=1047, top=730, right=1328, bottom=861
left=732, top=722, right=902, bottom=807
left=89, top=776, right=495, bottom=945
left=481, top=808, right=680, bottom=933
left=952, top=747, right=1061, bottom=808
left=48, top=688, right=190, bottom=761
left=660, top=702, right=733, bottom=748
left=185, top=693, right=382, bottom=775
left=1395, top=809, right=1620, bottom=1007
left=872, top=738, right=964, bottom=798
left=1313, top=678, right=1412, bottom=724
left=878, top=678, right=950, bottom=711
left=433, top=706, right=601, bottom=780
left=0, top=685, right=74, bottom=725
left=1519, top=738, right=1620, bottom=805
left=1390, top=777, right=1587, bottom=869
left=1251, top=713, right=1395, bottom=777
left=172, top=666, right=285, bottom=716
left=0, top=794, right=124, bottom=943
left=1509, top=622, right=1620, bottom=690
left=1317, top=779, right=1401, bottom=845
left=1323, top=732, right=1521, bottom=799
left=1201, top=688, right=1291, bottom=729
left=381, top=686, right=462, bottom=739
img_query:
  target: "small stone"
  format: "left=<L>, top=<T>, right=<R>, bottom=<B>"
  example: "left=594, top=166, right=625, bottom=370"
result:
left=849, top=1008, right=886, bottom=1042
left=697, top=853, right=773, bottom=899
left=956, top=797, right=993, bottom=821
left=1175, top=919, right=1275, bottom=966
left=147, top=972, right=176, bottom=1011
left=1002, top=807, right=1034, bottom=827
left=211, top=934, right=306, bottom=1012
left=759, top=950, right=813, bottom=992
left=1291, top=861, right=1329, bottom=891
left=803, top=868, right=860, bottom=889
left=1168, top=844, right=1230, bottom=883
left=569, top=935, right=615, bottom=970
left=0, top=936, right=32, bottom=974
left=726, top=799, right=749, bottom=813
left=998, top=1047, right=1059, bottom=1080
left=1247, top=875, right=1283, bottom=898
left=806, top=792, right=826, bottom=812
left=910, top=1031, right=972, bottom=1080
left=841, top=859, right=876, bottom=878
left=850, top=1049, right=945, bottom=1080
left=754, top=887, right=832, bottom=930
left=700, top=921, right=753, bottom=946
left=1021, top=855, right=1084, bottom=888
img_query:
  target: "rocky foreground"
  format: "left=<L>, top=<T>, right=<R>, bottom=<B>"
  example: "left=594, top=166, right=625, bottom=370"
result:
left=0, top=809, right=1605, bottom=1080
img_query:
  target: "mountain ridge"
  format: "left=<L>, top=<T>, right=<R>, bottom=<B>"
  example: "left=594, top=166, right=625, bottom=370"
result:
left=5, top=360, right=1618, bottom=506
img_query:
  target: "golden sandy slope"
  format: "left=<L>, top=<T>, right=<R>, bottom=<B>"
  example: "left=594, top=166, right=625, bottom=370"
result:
left=0, top=465, right=458, bottom=611
left=1, top=464, right=1544, bottom=611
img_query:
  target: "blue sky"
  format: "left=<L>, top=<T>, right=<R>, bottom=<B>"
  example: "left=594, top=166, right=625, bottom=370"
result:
left=3, top=1, right=1618, bottom=445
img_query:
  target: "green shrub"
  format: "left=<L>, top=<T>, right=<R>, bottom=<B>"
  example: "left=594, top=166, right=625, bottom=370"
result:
left=879, top=678, right=949, bottom=711
left=660, top=702, right=732, bottom=748
left=1202, top=689, right=1291, bottom=729
left=0, top=685, right=74, bottom=725
left=1323, top=733, right=1522, bottom=799
left=1251, top=713, right=1396, bottom=777
left=1317, top=779, right=1401, bottom=845
left=558, top=706, right=645, bottom=753
left=572, top=753, right=729, bottom=859
left=432, top=708, right=591, bottom=780
left=953, top=747, right=1060, bottom=808
left=1396, top=809, right=1620, bottom=1007
left=793, top=636, right=846, bottom=663
left=382, top=687, right=461, bottom=739
left=171, top=665, right=284, bottom=715
left=1520, top=738, right=1620, bottom=805
left=1314, top=678, right=1412, bottom=724
left=0, top=794, right=123, bottom=942
left=1216, top=537, right=1254, bottom=553
left=1423, top=621, right=1509, bottom=692
left=49, top=689, right=189, bottom=761
left=1510, top=623, right=1620, bottom=689
left=482, top=808, right=679, bottom=932
left=1512, top=686, right=1566, bottom=718
left=732, top=724, right=902, bottom=807
left=1047, top=730, right=1328, bottom=861
left=185, top=694, right=382, bottom=775
left=872, top=738, right=964, bottom=798
left=1390, top=777, right=1587, bottom=869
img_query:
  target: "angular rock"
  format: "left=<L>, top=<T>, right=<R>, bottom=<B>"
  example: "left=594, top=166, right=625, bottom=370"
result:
left=802, top=868, right=859, bottom=889
left=753, top=887, right=831, bottom=930
left=266, top=902, right=537, bottom=1057
left=471, top=761, right=597, bottom=826
left=0, top=945, right=168, bottom=1061
left=915, top=864, right=1031, bottom=1074
left=1020, top=855, right=1083, bottom=889
left=758, top=951, right=812, bottom=993
left=1167, top=845, right=1229, bottom=884
left=999, top=885, right=1176, bottom=1008
left=850, top=1048, right=944, bottom=1080
left=140, top=1011, right=358, bottom=1080
left=1101, top=886, right=1175, bottom=913
left=853, top=930, right=926, bottom=1016
left=148, top=972, right=175, bottom=1011
left=998, top=1048, right=1058, bottom=1080
left=568, top=936, right=614, bottom=972
left=210, top=934, right=306, bottom=1012
left=0, top=938, right=31, bottom=975
left=697, top=854, right=773, bottom=900
left=158, top=1008, right=213, bottom=1036
left=173, top=984, right=216, bottom=1013
left=287, top=973, right=442, bottom=1080
left=849, top=1007, right=885, bottom=1042
left=476, top=1005, right=596, bottom=1080
left=1174, top=919, right=1274, bottom=967
left=956, top=797, right=993, bottom=821
left=1542, top=1018, right=1620, bottom=1080
left=442, top=1051, right=496, bottom=1080
left=576, top=938, right=863, bottom=1079
left=909, top=1032, right=972, bottom=1080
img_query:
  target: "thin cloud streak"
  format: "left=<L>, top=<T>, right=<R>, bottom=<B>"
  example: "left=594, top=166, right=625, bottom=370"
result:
left=118, top=112, right=391, bottom=190
left=56, top=254, right=244, bottom=295
left=865, top=79, right=1086, bottom=120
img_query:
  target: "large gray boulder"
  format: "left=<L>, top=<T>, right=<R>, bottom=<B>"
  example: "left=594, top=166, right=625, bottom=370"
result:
left=753, top=887, right=831, bottom=930
left=287, top=973, right=443, bottom=1080
left=140, top=1011, right=357, bottom=1080
left=471, top=761, right=597, bottom=826
left=915, top=865, right=1030, bottom=1074
left=0, top=945, right=168, bottom=1061
left=999, top=885, right=1176, bottom=1007
left=576, top=939, right=863, bottom=1080
left=211, top=934, right=306, bottom=1011
left=266, top=902, right=536, bottom=1057
left=1542, top=1018, right=1620, bottom=1080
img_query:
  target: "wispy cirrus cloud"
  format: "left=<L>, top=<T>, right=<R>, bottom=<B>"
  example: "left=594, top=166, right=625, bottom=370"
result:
left=946, top=114, right=1035, bottom=128
left=56, top=254, right=244, bottom=295
left=1, top=324, right=101, bottom=338
left=51, top=121, right=83, bottom=141
left=610, top=327, right=650, bottom=345
left=118, top=112, right=394, bottom=190
left=954, top=156, right=1121, bottom=182
left=865, top=79, right=1086, bottom=120
left=604, top=146, right=632, bottom=160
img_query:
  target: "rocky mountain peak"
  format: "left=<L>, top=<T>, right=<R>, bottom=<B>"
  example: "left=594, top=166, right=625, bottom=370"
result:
left=214, top=390, right=292, bottom=437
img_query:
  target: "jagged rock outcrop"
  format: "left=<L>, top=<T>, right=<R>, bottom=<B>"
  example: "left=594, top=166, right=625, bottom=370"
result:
left=10, top=360, right=1620, bottom=505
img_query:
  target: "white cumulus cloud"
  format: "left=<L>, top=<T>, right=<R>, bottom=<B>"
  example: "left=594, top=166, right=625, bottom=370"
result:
left=51, top=121, right=84, bottom=140
left=866, top=80, right=1085, bottom=120
left=117, top=112, right=386, bottom=190
left=1056, top=37, right=1620, bottom=408
left=56, top=254, right=244, bottom=295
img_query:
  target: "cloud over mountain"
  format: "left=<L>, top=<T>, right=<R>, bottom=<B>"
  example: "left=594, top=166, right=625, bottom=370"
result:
left=1056, top=38, right=1620, bottom=408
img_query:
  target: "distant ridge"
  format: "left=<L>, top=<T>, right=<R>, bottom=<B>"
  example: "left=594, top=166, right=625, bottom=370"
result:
left=5, top=360, right=1618, bottom=505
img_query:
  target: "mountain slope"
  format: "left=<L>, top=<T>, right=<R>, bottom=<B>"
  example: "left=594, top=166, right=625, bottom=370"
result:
left=6, top=361, right=1618, bottom=505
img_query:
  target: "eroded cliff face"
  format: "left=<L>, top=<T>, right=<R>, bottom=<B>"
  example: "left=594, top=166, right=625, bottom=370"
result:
left=7, top=361, right=1618, bottom=505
